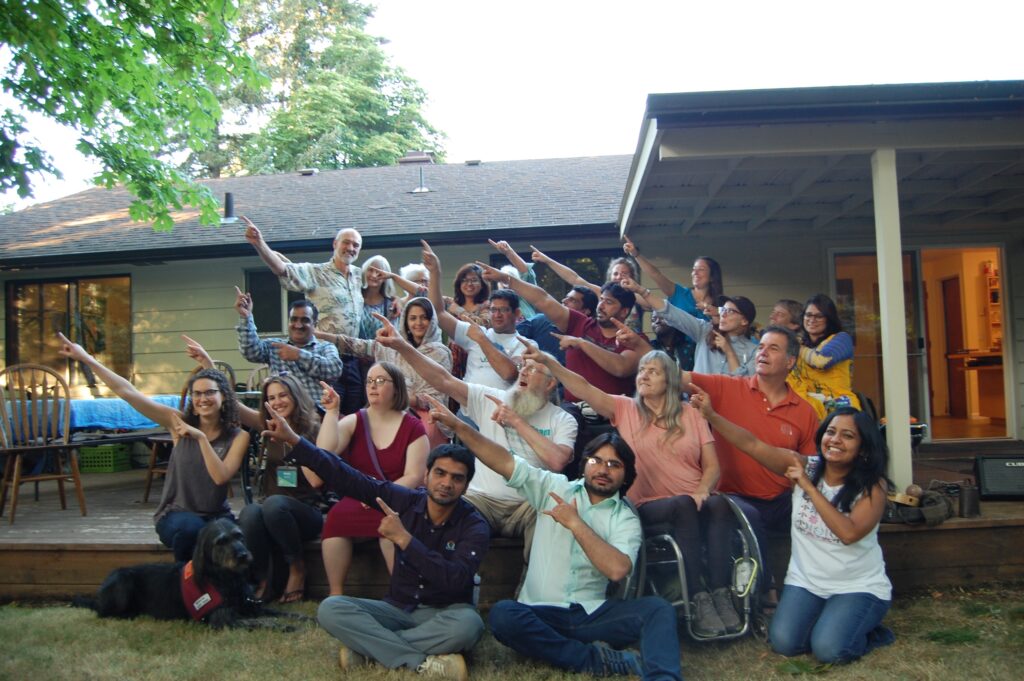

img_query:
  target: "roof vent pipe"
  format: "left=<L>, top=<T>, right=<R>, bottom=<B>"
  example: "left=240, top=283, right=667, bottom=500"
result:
left=220, top=192, right=238, bottom=224
left=412, top=166, right=430, bottom=194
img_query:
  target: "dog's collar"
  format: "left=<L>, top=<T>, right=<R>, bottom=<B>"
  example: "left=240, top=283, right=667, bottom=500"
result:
left=180, top=560, right=225, bottom=622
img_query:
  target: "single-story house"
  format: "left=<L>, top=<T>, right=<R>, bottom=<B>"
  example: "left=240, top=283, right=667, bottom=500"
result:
left=3, top=80, right=1022, bottom=490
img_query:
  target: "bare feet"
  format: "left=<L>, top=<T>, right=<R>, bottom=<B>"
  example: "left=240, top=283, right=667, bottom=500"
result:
left=279, top=561, right=306, bottom=603
left=254, top=578, right=269, bottom=601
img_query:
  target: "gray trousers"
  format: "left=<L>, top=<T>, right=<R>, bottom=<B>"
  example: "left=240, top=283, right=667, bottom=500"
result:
left=317, top=596, right=484, bottom=669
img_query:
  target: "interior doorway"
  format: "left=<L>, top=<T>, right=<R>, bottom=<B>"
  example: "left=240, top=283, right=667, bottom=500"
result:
left=922, top=248, right=1007, bottom=439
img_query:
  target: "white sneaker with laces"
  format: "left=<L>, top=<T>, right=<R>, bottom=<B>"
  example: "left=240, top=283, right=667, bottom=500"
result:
left=416, top=653, right=468, bottom=681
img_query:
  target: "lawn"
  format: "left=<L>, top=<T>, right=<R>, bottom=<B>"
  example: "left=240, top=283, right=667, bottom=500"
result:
left=2, top=585, right=1022, bottom=681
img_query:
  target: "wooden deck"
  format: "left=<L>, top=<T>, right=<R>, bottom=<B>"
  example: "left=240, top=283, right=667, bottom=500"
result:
left=1, top=457, right=1022, bottom=604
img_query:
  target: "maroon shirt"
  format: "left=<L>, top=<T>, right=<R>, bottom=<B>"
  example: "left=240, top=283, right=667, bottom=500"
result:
left=563, top=308, right=635, bottom=402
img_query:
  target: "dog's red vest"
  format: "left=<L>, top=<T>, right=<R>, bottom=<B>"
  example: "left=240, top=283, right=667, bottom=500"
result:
left=179, top=560, right=224, bottom=622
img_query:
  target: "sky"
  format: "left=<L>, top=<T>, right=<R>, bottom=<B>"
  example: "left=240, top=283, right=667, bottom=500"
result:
left=5, top=0, right=1023, bottom=208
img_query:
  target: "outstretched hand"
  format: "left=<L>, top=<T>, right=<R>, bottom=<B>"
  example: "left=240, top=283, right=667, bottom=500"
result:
left=181, top=334, right=213, bottom=369
left=373, top=312, right=403, bottom=347
left=171, top=412, right=204, bottom=441
left=423, top=394, right=459, bottom=430
left=549, top=331, right=579, bottom=351
left=488, top=238, right=514, bottom=257
left=688, top=383, right=716, bottom=419
left=56, top=332, right=91, bottom=363
left=529, top=244, right=549, bottom=264
left=375, top=496, right=412, bottom=547
left=319, top=381, right=341, bottom=412
left=622, top=235, right=638, bottom=257
left=609, top=318, right=648, bottom=352
left=241, top=216, right=262, bottom=246
left=484, top=393, right=524, bottom=429
left=261, top=401, right=300, bottom=446
left=542, top=492, right=581, bottom=531
left=420, top=240, right=440, bottom=273
left=234, top=286, right=253, bottom=318
left=474, top=260, right=506, bottom=284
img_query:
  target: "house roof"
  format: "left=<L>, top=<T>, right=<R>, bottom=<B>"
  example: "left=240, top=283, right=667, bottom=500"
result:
left=0, top=155, right=631, bottom=269
left=619, top=80, right=1024, bottom=241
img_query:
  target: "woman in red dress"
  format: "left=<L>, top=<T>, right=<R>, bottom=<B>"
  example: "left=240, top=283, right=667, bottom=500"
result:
left=318, top=361, right=429, bottom=595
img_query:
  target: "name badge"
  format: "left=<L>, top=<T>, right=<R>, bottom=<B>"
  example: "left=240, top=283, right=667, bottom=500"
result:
left=277, top=466, right=298, bottom=488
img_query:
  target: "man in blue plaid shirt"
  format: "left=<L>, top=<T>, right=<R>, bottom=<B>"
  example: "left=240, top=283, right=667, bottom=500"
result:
left=234, top=286, right=343, bottom=406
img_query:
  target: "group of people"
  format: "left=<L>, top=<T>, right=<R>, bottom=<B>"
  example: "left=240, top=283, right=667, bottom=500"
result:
left=56, top=220, right=896, bottom=681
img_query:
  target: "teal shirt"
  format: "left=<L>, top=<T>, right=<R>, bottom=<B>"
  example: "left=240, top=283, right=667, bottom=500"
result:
left=507, top=457, right=642, bottom=614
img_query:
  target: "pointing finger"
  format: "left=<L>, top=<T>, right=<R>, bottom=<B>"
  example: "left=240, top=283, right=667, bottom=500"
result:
left=376, top=497, right=397, bottom=516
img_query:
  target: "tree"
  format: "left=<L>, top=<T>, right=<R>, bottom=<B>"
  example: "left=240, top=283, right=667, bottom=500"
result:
left=178, top=0, right=443, bottom=178
left=1, top=0, right=264, bottom=230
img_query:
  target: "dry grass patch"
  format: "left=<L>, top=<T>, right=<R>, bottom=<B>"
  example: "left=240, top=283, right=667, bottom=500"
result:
left=2, top=585, right=1022, bottom=681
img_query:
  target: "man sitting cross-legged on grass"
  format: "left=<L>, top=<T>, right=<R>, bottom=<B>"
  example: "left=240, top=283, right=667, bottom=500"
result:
left=261, top=401, right=489, bottom=681
left=424, top=395, right=682, bottom=681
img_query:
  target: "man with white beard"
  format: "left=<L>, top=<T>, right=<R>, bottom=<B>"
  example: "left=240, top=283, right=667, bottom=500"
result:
left=376, top=322, right=576, bottom=556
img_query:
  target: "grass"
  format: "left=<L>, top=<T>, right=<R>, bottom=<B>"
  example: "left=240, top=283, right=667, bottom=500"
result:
left=2, top=584, right=1023, bottom=681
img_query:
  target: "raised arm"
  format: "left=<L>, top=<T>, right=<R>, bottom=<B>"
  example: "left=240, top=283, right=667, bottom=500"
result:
left=57, top=332, right=180, bottom=429
left=182, top=334, right=261, bottom=430
left=689, top=383, right=802, bottom=475
left=241, top=216, right=289, bottom=277
left=529, top=245, right=601, bottom=296
left=312, top=330, right=374, bottom=359
left=477, top=259, right=570, bottom=331
left=315, top=383, right=357, bottom=454
left=623, top=236, right=676, bottom=297
left=424, top=395, right=515, bottom=479
left=552, top=328, right=642, bottom=378
left=374, top=315, right=470, bottom=406
left=519, top=337, right=617, bottom=419
left=170, top=413, right=250, bottom=484
left=373, top=265, right=424, bottom=298
left=420, top=240, right=459, bottom=338
left=483, top=393, right=573, bottom=471
left=489, top=239, right=531, bottom=275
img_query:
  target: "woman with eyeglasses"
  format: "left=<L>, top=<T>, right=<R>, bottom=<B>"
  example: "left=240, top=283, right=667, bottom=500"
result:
left=318, top=361, right=430, bottom=596
left=315, top=302, right=454, bottom=448
left=789, top=294, right=861, bottom=418
left=522, top=343, right=739, bottom=636
left=182, top=336, right=325, bottom=602
left=56, top=333, right=250, bottom=562
left=622, top=279, right=758, bottom=377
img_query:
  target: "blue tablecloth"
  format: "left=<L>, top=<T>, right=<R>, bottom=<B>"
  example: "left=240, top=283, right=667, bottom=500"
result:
left=69, top=395, right=181, bottom=431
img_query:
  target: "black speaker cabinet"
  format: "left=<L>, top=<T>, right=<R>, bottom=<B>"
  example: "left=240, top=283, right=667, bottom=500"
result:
left=975, top=456, right=1024, bottom=500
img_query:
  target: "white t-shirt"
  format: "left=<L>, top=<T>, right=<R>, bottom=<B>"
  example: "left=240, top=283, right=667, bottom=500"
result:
left=454, top=321, right=525, bottom=391
left=785, top=456, right=892, bottom=600
left=464, top=384, right=578, bottom=503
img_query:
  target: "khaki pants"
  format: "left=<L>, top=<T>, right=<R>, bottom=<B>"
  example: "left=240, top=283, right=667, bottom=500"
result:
left=463, top=493, right=537, bottom=562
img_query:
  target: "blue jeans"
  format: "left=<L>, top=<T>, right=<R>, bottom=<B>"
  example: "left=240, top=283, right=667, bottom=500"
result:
left=155, top=510, right=235, bottom=562
left=770, top=585, right=893, bottom=663
left=489, top=598, right=682, bottom=681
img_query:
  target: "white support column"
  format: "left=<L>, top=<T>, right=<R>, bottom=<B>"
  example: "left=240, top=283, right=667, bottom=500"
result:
left=871, top=148, right=913, bottom=490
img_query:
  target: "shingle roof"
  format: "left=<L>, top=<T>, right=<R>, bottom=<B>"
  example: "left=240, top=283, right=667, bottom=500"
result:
left=0, top=156, right=631, bottom=267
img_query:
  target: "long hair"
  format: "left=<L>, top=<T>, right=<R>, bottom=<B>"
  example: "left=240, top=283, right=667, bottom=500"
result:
left=371, top=361, right=410, bottom=412
left=694, top=256, right=724, bottom=300
left=260, top=374, right=319, bottom=440
left=605, top=256, right=639, bottom=284
left=632, top=350, right=686, bottom=445
left=183, top=369, right=239, bottom=430
left=809, top=407, right=890, bottom=512
left=402, top=297, right=439, bottom=348
left=453, top=263, right=489, bottom=306
left=802, top=293, right=843, bottom=346
left=361, top=254, right=397, bottom=298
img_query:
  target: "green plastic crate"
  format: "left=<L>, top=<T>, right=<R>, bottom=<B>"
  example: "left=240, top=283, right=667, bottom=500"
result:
left=79, top=443, right=131, bottom=473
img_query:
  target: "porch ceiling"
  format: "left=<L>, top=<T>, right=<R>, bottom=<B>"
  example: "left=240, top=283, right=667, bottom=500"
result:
left=619, top=82, right=1024, bottom=241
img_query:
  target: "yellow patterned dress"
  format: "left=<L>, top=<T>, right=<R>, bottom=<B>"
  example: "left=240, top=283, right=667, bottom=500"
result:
left=788, top=332, right=861, bottom=419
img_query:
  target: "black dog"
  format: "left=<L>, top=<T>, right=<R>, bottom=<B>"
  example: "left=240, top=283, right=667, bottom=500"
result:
left=74, top=518, right=305, bottom=630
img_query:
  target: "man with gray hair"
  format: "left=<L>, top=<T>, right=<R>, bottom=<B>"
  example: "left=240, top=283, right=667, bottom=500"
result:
left=242, top=215, right=364, bottom=412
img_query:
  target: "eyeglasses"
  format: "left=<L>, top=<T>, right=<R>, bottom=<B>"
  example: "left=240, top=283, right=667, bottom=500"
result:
left=803, top=312, right=826, bottom=320
left=585, top=456, right=624, bottom=470
left=520, top=365, right=552, bottom=378
left=490, top=306, right=513, bottom=314
left=365, top=377, right=394, bottom=386
left=191, top=389, right=221, bottom=399
left=461, top=278, right=481, bottom=285
left=718, top=307, right=741, bottom=317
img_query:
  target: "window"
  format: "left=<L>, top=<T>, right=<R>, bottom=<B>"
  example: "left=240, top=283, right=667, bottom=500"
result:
left=6, top=276, right=132, bottom=385
left=245, top=270, right=302, bottom=333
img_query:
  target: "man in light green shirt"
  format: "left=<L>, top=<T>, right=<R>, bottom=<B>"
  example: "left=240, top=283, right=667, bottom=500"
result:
left=425, top=395, right=682, bottom=681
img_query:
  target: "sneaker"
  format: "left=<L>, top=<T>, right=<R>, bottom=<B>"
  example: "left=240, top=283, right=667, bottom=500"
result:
left=692, top=591, right=726, bottom=637
left=417, top=654, right=468, bottom=681
left=337, top=645, right=366, bottom=671
left=594, top=642, right=642, bottom=677
left=712, top=587, right=742, bottom=632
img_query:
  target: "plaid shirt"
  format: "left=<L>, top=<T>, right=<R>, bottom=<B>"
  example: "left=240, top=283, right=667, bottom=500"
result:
left=235, top=315, right=343, bottom=405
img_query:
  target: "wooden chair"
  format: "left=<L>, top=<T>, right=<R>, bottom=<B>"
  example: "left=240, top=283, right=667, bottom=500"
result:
left=246, top=365, right=271, bottom=392
left=142, top=364, right=237, bottom=503
left=0, top=364, right=87, bottom=523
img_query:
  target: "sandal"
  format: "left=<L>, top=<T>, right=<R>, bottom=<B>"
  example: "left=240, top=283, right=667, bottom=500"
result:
left=279, top=590, right=304, bottom=604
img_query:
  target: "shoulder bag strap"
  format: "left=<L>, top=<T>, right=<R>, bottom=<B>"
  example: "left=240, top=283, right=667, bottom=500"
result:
left=359, top=408, right=388, bottom=480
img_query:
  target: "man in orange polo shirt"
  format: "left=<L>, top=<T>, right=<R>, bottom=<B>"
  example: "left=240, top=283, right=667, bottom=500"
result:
left=681, top=326, right=820, bottom=605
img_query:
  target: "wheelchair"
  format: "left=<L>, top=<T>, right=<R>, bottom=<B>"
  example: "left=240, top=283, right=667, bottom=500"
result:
left=632, top=494, right=767, bottom=641
left=240, top=430, right=267, bottom=505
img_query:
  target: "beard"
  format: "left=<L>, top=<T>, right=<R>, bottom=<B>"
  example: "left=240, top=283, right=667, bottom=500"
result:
left=509, top=386, right=548, bottom=418
left=583, top=475, right=620, bottom=499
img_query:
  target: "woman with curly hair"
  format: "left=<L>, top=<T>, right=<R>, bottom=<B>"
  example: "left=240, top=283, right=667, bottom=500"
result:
left=57, top=332, right=249, bottom=562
